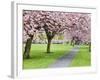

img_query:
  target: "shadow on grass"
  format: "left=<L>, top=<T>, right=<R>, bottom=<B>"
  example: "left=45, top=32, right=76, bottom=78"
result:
left=23, top=50, right=67, bottom=60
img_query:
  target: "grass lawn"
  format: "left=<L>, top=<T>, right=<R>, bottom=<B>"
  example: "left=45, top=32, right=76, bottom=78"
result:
left=70, top=45, right=91, bottom=67
left=23, top=44, right=73, bottom=69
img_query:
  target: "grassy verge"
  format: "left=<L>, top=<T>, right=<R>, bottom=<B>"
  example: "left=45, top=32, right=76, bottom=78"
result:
left=70, top=45, right=91, bottom=67
left=23, top=44, right=73, bottom=69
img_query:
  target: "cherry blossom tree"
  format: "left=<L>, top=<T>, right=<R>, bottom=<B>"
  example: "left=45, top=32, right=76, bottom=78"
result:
left=23, top=10, right=42, bottom=58
left=39, top=11, right=69, bottom=53
left=64, top=13, right=91, bottom=50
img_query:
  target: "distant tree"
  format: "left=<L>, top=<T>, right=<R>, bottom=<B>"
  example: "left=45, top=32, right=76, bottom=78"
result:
left=65, top=13, right=91, bottom=47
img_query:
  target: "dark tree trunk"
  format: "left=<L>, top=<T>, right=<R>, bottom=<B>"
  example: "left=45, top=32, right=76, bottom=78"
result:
left=71, top=40, right=73, bottom=46
left=89, top=42, right=91, bottom=52
left=47, top=39, right=52, bottom=53
left=71, top=39, right=75, bottom=47
left=72, top=41, right=75, bottom=47
left=23, top=36, right=33, bottom=59
left=43, top=25, right=55, bottom=53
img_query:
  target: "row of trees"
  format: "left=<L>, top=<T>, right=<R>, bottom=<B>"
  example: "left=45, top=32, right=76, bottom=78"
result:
left=23, top=10, right=91, bottom=59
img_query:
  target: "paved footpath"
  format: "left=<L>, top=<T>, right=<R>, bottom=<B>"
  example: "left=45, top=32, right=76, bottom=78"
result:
left=49, top=46, right=80, bottom=68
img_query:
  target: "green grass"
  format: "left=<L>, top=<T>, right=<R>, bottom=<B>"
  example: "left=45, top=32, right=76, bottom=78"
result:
left=70, top=45, right=91, bottom=67
left=23, top=44, right=73, bottom=69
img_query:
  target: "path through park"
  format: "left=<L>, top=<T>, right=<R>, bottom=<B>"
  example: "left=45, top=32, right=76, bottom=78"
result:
left=49, top=46, right=80, bottom=68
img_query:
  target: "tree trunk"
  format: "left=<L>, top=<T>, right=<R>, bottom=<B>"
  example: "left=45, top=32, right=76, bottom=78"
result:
left=71, top=39, right=75, bottom=47
left=47, top=39, right=52, bottom=53
left=23, top=37, right=33, bottom=59
left=89, top=42, right=91, bottom=52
